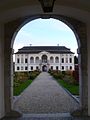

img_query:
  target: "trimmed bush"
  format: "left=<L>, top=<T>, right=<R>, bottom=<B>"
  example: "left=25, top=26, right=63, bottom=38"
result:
left=72, top=70, right=79, bottom=85
left=13, top=71, right=41, bottom=96
left=14, top=71, right=40, bottom=81
left=65, top=70, right=73, bottom=76
left=49, top=70, right=79, bottom=85
left=62, top=71, right=66, bottom=76
left=14, top=72, right=29, bottom=82
left=29, top=71, right=40, bottom=79
left=49, top=70, right=64, bottom=79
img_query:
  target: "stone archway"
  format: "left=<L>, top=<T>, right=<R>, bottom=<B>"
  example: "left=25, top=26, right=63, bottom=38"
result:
left=42, top=65, right=47, bottom=72
left=4, top=14, right=88, bottom=117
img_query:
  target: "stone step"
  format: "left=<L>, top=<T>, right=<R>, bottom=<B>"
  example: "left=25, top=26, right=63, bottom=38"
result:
left=3, top=113, right=90, bottom=120
left=23, top=112, right=71, bottom=117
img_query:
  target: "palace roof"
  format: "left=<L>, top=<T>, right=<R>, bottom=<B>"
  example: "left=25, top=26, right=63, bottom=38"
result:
left=15, top=46, right=74, bottom=54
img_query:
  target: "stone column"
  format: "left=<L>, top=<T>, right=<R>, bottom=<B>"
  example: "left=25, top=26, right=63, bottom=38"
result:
left=4, top=20, right=22, bottom=118
left=4, top=44, right=21, bottom=117
left=71, top=21, right=88, bottom=116
left=79, top=46, right=88, bottom=115
left=63, top=16, right=88, bottom=116
left=78, top=25, right=88, bottom=115
left=0, top=24, right=5, bottom=119
left=87, top=23, right=90, bottom=116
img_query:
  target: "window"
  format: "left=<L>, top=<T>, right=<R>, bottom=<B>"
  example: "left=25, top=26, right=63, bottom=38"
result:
left=62, top=58, right=64, bottom=63
left=17, top=58, right=19, bottom=63
left=50, top=56, right=54, bottom=63
left=36, top=66, right=39, bottom=70
left=62, top=66, right=64, bottom=70
left=70, top=58, right=72, bottom=63
left=21, top=66, right=23, bottom=70
left=31, top=66, right=33, bottom=70
left=55, top=57, right=59, bottom=63
left=51, top=66, right=53, bottom=70
left=56, top=66, right=58, bottom=70
left=35, top=57, right=39, bottom=63
left=25, top=66, right=28, bottom=70
left=70, top=66, right=72, bottom=70
left=30, top=57, right=34, bottom=63
left=66, top=57, right=68, bottom=63
left=42, top=55, right=47, bottom=63
left=25, top=58, right=28, bottom=63
left=17, top=66, right=19, bottom=70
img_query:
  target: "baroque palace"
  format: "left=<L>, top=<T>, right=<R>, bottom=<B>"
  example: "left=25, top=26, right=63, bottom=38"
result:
left=15, top=46, right=74, bottom=72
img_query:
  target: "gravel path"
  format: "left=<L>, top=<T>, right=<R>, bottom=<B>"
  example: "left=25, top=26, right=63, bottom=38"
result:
left=13, top=72, right=79, bottom=114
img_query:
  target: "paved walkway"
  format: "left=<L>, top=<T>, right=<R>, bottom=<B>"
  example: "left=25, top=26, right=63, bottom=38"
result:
left=13, top=72, right=79, bottom=114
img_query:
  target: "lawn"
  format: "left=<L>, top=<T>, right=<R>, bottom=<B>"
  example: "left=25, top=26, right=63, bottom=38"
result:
left=57, top=79, right=79, bottom=95
left=13, top=79, right=32, bottom=96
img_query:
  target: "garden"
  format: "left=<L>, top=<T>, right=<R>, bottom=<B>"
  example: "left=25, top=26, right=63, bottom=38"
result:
left=13, top=69, right=79, bottom=96
left=48, top=69, right=79, bottom=95
left=13, top=70, right=40, bottom=96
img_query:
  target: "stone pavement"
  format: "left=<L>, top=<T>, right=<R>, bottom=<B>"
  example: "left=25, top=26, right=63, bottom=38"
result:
left=13, top=72, right=79, bottom=114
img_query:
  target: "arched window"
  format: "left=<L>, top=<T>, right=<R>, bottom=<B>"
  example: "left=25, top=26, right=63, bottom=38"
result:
left=30, top=57, right=34, bottom=63
left=50, top=56, right=54, bottom=63
left=35, top=57, right=39, bottom=63
left=62, top=58, right=64, bottom=63
left=55, top=57, right=59, bottom=63
left=42, top=55, right=47, bottom=63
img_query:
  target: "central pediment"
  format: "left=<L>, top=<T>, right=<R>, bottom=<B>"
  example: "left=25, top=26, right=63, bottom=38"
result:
left=39, top=51, right=50, bottom=55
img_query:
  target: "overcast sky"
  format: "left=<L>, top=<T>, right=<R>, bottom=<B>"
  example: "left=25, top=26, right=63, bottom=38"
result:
left=13, top=18, right=78, bottom=55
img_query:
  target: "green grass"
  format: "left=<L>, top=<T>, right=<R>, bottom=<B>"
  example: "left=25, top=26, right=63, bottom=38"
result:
left=57, top=79, right=79, bottom=95
left=14, top=80, right=32, bottom=96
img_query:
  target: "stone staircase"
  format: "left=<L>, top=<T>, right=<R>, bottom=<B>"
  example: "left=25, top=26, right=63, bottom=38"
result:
left=2, top=113, right=90, bottom=120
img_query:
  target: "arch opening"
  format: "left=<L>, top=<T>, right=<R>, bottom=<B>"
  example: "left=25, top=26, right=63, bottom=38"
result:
left=11, top=17, right=81, bottom=115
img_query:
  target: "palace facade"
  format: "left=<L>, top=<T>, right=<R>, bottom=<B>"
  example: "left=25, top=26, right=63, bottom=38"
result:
left=15, top=46, right=74, bottom=72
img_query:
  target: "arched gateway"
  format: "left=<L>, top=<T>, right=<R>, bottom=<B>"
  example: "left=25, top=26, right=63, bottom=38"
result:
left=42, top=55, right=48, bottom=71
left=0, top=0, right=90, bottom=119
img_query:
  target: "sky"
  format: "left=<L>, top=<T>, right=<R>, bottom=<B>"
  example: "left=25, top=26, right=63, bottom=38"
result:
left=13, top=18, right=78, bottom=55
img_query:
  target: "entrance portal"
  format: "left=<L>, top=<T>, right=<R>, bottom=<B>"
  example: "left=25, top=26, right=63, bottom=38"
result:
left=42, top=65, right=47, bottom=72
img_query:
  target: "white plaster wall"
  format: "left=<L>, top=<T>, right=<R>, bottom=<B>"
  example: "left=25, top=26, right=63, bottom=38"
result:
left=0, top=24, right=5, bottom=118
left=15, top=52, right=74, bottom=72
left=87, top=23, right=90, bottom=116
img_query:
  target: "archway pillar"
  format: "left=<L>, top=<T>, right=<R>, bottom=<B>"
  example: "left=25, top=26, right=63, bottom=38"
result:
left=64, top=17, right=88, bottom=116
left=79, top=25, right=88, bottom=115
left=0, top=24, right=5, bottom=119
left=4, top=24, right=22, bottom=117
left=79, top=46, right=88, bottom=115
left=87, top=23, right=90, bottom=116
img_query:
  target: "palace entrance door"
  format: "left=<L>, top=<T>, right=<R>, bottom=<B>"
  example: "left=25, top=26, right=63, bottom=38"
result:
left=42, top=65, right=47, bottom=72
